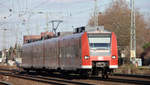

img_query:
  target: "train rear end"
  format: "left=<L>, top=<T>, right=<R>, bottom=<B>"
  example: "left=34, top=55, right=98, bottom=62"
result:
left=81, top=32, right=118, bottom=78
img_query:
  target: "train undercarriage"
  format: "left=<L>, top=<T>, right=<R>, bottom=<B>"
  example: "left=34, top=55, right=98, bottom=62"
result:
left=79, top=61, right=113, bottom=79
left=22, top=61, right=113, bottom=79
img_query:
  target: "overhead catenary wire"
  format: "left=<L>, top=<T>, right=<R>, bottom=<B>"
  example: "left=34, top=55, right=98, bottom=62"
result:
left=0, top=0, right=10, bottom=10
left=0, top=0, right=119, bottom=50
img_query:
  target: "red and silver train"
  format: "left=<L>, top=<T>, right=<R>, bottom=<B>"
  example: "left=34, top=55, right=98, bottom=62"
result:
left=20, top=27, right=118, bottom=78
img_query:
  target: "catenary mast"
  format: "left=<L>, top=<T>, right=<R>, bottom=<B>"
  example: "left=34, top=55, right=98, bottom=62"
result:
left=130, top=0, right=136, bottom=63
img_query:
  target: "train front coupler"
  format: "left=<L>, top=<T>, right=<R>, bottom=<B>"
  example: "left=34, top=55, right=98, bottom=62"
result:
left=92, top=61, right=109, bottom=79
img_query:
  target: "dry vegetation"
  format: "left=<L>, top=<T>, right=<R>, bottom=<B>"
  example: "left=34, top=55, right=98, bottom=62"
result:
left=89, top=0, right=150, bottom=65
left=115, top=64, right=150, bottom=75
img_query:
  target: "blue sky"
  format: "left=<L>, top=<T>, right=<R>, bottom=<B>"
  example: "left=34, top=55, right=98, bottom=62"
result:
left=0, top=0, right=150, bottom=50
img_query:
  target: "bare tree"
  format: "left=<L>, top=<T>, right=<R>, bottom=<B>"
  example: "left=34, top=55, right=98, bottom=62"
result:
left=89, top=0, right=148, bottom=57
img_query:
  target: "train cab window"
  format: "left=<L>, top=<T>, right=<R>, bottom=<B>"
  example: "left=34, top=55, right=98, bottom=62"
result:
left=89, top=43, right=110, bottom=50
left=88, top=34, right=111, bottom=51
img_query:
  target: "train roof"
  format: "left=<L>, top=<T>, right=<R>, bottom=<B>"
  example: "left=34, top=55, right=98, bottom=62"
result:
left=59, top=32, right=84, bottom=40
left=23, top=32, right=84, bottom=46
left=23, top=26, right=113, bottom=45
left=85, top=26, right=111, bottom=33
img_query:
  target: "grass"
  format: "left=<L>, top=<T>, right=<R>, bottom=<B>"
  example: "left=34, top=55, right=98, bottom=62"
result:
left=115, top=64, right=150, bottom=75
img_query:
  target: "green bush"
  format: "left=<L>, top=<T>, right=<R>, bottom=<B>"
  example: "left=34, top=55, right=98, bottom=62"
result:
left=143, top=42, right=150, bottom=49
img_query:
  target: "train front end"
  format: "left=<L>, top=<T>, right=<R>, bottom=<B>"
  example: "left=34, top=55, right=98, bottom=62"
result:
left=81, top=32, right=118, bottom=78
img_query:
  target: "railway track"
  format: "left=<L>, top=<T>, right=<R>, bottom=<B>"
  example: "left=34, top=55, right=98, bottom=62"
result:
left=0, top=69, right=94, bottom=85
left=113, top=73, right=150, bottom=79
left=0, top=81, right=12, bottom=85
left=0, top=68, right=150, bottom=85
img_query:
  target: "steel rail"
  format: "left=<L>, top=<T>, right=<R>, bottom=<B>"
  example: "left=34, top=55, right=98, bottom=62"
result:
left=0, top=81, right=12, bottom=85
left=0, top=70, right=94, bottom=85
left=113, top=73, right=150, bottom=79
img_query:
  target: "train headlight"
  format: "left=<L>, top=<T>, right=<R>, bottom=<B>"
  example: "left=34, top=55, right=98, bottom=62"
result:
left=84, top=56, right=90, bottom=59
left=112, top=56, right=116, bottom=59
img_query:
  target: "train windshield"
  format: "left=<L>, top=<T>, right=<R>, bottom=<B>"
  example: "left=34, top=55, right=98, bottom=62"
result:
left=88, top=34, right=111, bottom=50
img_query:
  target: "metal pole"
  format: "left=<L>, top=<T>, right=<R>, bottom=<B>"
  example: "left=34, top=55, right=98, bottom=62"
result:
left=130, top=0, right=136, bottom=64
left=0, top=28, right=8, bottom=63
left=46, top=12, right=49, bottom=32
left=133, top=0, right=136, bottom=58
left=0, top=28, right=7, bottom=50
left=94, top=0, right=99, bottom=27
